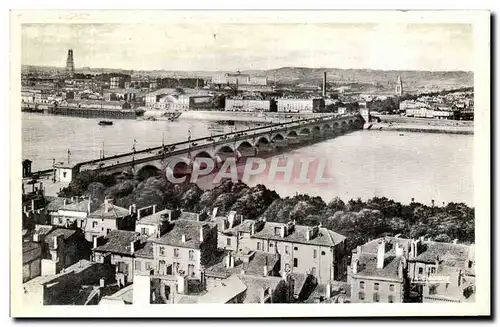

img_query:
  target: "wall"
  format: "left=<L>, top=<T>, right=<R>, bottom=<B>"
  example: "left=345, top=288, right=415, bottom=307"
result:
left=23, top=258, right=41, bottom=283
left=217, top=232, right=238, bottom=252
left=153, top=244, right=201, bottom=279
left=136, top=223, right=159, bottom=237
left=225, top=99, right=271, bottom=112
left=83, top=217, right=121, bottom=242
left=350, top=277, right=403, bottom=303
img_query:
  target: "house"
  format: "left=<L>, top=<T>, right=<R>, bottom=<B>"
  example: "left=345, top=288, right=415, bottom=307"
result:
left=49, top=196, right=100, bottom=229
left=150, top=218, right=218, bottom=283
left=223, top=218, right=347, bottom=283
left=39, top=228, right=87, bottom=276
left=348, top=235, right=476, bottom=303
left=92, top=230, right=148, bottom=286
left=84, top=198, right=134, bottom=242
left=135, top=208, right=179, bottom=237
left=348, top=237, right=409, bottom=303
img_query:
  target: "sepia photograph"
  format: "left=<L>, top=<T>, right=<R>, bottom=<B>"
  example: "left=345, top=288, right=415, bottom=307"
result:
left=9, top=9, right=490, bottom=317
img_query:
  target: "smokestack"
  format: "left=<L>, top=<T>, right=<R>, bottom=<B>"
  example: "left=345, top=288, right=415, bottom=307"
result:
left=199, top=226, right=204, bottom=243
left=322, top=71, right=327, bottom=98
left=130, top=241, right=135, bottom=255
left=53, top=236, right=58, bottom=250
left=376, top=241, right=385, bottom=269
left=93, top=236, right=98, bottom=249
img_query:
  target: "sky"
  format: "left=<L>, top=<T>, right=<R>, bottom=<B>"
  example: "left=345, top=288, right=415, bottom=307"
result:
left=21, top=23, right=473, bottom=72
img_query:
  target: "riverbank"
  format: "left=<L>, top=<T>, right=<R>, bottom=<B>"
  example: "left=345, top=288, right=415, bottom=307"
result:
left=365, top=122, right=474, bottom=135
left=145, top=110, right=329, bottom=123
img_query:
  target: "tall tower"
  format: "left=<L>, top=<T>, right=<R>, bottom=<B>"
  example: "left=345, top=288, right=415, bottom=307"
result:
left=395, top=75, right=403, bottom=96
left=322, top=72, right=327, bottom=98
left=66, top=49, right=75, bottom=77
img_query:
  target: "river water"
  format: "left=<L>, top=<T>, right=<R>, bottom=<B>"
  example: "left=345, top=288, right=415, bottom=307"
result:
left=22, top=113, right=473, bottom=206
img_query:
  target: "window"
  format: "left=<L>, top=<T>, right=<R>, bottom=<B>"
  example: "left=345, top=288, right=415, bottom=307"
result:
left=135, top=260, right=142, bottom=270
left=117, top=262, right=128, bottom=274
left=285, top=246, right=289, bottom=255
left=430, top=267, right=436, bottom=274
left=140, top=227, right=147, bottom=235
left=189, top=250, right=194, bottom=260
left=257, top=242, right=261, bottom=251
left=145, top=262, right=151, bottom=271
left=359, top=281, right=365, bottom=289
left=389, top=284, right=395, bottom=292
left=294, top=246, right=298, bottom=251
left=174, top=248, right=179, bottom=258
left=274, top=227, right=281, bottom=236
left=293, top=258, right=298, bottom=268
left=106, top=229, right=111, bottom=234
left=388, top=295, right=394, bottom=303
left=63, top=172, right=67, bottom=178
left=269, top=242, right=273, bottom=248
left=373, top=293, right=380, bottom=302
left=159, top=246, right=165, bottom=256
left=418, top=267, right=424, bottom=274
left=358, top=292, right=365, bottom=301
left=92, top=221, right=98, bottom=228
left=321, top=251, right=326, bottom=256
left=313, top=249, right=317, bottom=259
left=226, top=238, right=231, bottom=246
left=374, top=283, right=379, bottom=291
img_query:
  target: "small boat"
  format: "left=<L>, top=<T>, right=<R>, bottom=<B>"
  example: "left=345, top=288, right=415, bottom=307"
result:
left=98, top=121, right=113, bottom=126
left=399, top=133, right=405, bottom=136
left=164, top=112, right=182, bottom=121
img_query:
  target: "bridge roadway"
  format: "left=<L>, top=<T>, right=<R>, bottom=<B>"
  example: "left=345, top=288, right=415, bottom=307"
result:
left=77, top=113, right=362, bottom=175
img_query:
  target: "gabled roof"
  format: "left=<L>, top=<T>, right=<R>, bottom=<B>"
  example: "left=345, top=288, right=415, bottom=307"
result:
left=88, top=203, right=130, bottom=219
left=252, top=221, right=346, bottom=247
left=151, top=219, right=215, bottom=249
left=93, top=230, right=146, bottom=256
left=354, top=253, right=404, bottom=281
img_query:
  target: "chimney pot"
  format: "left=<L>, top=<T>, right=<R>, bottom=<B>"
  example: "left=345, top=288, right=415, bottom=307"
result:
left=130, top=241, right=135, bottom=254
left=53, top=236, right=58, bottom=249
left=181, top=234, right=186, bottom=243
left=199, top=226, right=204, bottom=243
left=93, top=236, right=98, bottom=249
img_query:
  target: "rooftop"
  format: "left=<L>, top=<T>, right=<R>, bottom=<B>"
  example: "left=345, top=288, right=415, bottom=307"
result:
left=198, top=274, right=247, bottom=304
left=136, top=208, right=172, bottom=226
left=252, top=220, right=346, bottom=247
left=94, top=230, right=147, bottom=256
left=151, top=219, right=215, bottom=249
left=44, top=228, right=78, bottom=249
left=88, top=203, right=130, bottom=219
left=99, top=284, right=134, bottom=305
left=354, top=253, right=404, bottom=281
left=205, top=251, right=279, bottom=278
left=237, top=274, right=284, bottom=303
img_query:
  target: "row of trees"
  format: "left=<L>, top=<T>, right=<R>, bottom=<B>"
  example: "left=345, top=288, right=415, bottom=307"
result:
left=58, top=172, right=475, bottom=252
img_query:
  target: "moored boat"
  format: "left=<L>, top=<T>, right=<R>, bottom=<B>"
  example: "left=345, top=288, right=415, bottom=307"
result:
left=98, top=120, right=113, bottom=126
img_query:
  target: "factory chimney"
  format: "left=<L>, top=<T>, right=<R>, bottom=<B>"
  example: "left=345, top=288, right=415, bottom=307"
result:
left=322, top=71, right=327, bottom=98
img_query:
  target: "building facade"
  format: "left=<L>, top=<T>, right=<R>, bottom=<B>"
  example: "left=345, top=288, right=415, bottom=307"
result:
left=277, top=98, right=325, bottom=113
left=224, top=99, right=271, bottom=112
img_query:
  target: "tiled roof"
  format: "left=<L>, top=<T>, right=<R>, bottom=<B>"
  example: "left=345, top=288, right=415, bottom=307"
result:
left=134, top=241, right=154, bottom=259
left=205, top=251, right=278, bottom=278
left=94, top=230, right=146, bottom=256
left=224, top=220, right=254, bottom=234
left=88, top=203, right=130, bottom=219
left=34, top=225, right=54, bottom=237
left=414, top=242, right=470, bottom=266
left=151, top=220, right=215, bottom=249
left=252, top=221, right=346, bottom=247
left=45, top=197, right=68, bottom=211
left=354, top=253, right=404, bottom=281
left=44, top=228, right=77, bottom=249
left=137, top=209, right=172, bottom=226
left=198, top=274, right=247, bottom=304
left=23, top=241, right=42, bottom=264
left=237, top=275, right=284, bottom=303
left=58, top=199, right=91, bottom=212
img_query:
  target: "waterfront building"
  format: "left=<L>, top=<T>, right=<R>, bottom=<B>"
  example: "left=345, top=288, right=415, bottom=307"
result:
left=212, top=72, right=268, bottom=86
left=276, top=98, right=325, bottom=113
left=83, top=198, right=134, bottom=242
left=224, top=98, right=271, bottom=112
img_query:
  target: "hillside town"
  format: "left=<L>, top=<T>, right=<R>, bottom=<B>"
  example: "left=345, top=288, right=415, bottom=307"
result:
left=22, top=175, right=475, bottom=305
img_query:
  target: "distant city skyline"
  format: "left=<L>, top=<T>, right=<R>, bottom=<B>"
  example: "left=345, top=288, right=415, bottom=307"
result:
left=21, top=23, right=473, bottom=72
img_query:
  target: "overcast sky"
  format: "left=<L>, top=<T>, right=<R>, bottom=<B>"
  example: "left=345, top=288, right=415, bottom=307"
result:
left=21, top=23, right=473, bottom=72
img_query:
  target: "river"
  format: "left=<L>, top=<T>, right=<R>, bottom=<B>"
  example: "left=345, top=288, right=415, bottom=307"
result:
left=22, top=113, right=474, bottom=206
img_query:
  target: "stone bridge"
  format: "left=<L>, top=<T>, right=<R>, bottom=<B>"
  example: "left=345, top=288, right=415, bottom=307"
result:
left=75, top=113, right=364, bottom=178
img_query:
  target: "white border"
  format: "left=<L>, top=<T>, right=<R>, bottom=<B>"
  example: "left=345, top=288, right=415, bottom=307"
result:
left=8, top=8, right=491, bottom=318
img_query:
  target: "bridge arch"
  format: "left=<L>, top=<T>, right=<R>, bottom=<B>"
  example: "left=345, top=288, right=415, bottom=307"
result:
left=254, top=135, right=271, bottom=147
left=312, top=125, right=321, bottom=133
left=271, top=133, right=285, bottom=142
left=135, top=164, right=162, bottom=181
left=323, top=124, right=332, bottom=130
left=286, top=130, right=298, bottom=138
left=214, top=144, right=236, bottom=158
left=236, top=140, right=254, bottom=152
left=191, top=150, right=214, bottom=161
left=299, top=127, right=311, bottom=134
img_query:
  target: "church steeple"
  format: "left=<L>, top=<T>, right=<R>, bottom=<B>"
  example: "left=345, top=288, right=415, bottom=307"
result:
left=395, top=75, right=403, bottom=96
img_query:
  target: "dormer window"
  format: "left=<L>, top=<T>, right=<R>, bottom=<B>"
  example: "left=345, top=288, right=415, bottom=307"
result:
left=274, top=227, right=281, bottom=236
